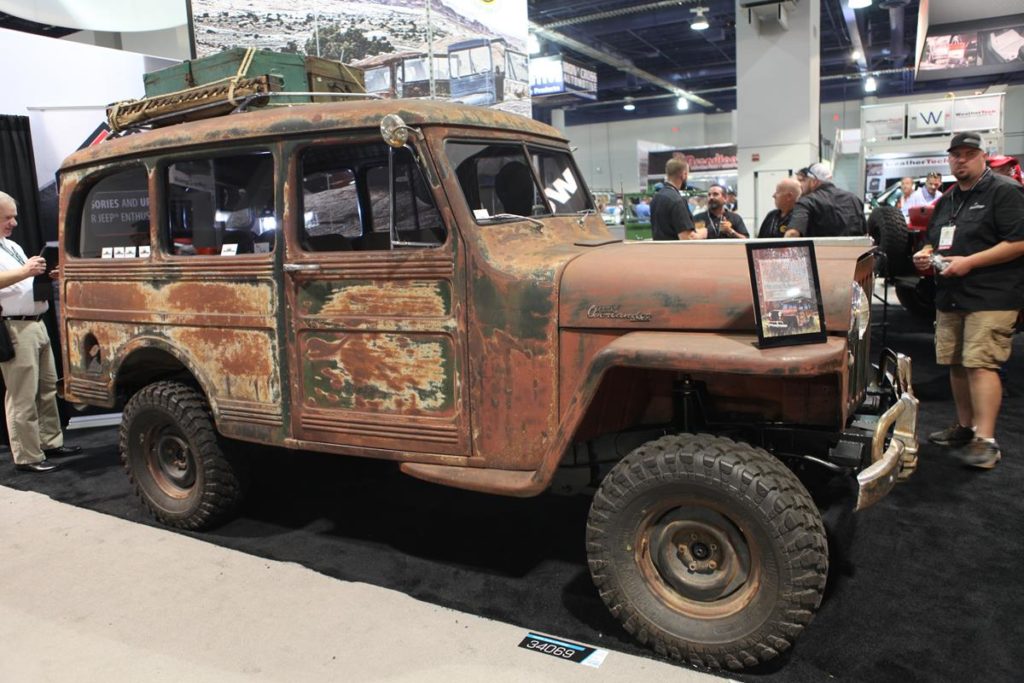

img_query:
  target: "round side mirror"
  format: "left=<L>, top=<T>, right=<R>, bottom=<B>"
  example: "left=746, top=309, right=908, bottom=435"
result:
left=381, top=114, right=410, bottom=148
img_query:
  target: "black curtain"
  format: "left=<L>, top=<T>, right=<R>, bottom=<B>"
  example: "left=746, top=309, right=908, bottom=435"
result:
left=0, top=115, right=44, bottom=255
left=0, top=115, right=50, bottom=449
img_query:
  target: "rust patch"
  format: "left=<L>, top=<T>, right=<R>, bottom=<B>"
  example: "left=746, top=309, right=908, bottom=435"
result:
left=299, top=280, right=450, bottom=318
left=302, top=332, right=454, bottom=415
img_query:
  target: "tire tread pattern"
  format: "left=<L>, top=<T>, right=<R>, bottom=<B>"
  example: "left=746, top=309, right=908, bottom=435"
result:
left=119, top=381, right=244, bottom=530
left=586, top=433, right=828, bottom=670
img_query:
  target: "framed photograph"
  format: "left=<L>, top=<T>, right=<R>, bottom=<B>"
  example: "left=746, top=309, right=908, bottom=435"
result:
left=745, top=240, right=828, bottom=348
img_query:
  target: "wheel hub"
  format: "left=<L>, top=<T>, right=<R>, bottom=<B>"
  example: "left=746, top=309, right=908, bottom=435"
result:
left=153, top=432, right=196, bottom=489
left=646, top=507, right=751, bottom=603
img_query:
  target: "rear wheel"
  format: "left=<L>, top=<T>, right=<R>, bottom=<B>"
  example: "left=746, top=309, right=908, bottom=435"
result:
left=119, top=381, right=245, bottom=530
left=870, top=206, right=910, bottom=277
left=587, top=433, right=827, bottom=670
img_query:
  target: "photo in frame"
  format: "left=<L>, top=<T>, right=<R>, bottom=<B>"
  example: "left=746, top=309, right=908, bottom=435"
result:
left=745, top=240, right=828, bottom=348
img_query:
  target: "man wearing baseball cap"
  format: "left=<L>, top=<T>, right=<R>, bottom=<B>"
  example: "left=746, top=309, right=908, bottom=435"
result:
left=912, top=131, right=1024, bottom=469
left=785, top=162, right=867, bottom=237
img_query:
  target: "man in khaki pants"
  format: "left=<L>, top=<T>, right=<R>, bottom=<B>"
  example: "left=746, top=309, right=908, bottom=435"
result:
left=0, top=191, right=80, bottom=472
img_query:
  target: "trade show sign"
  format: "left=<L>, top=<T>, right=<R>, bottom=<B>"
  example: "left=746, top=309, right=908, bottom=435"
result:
left=648, top=145, right=738, bottom=176
left=529, top=54, right=597, bottom=100
left=863, top=93, right=1005, bottom=141
left=190, top=0, right=530, bottom=114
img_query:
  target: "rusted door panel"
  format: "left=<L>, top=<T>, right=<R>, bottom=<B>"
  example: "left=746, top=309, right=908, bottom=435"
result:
left=284, top=253, right=468, bottom=455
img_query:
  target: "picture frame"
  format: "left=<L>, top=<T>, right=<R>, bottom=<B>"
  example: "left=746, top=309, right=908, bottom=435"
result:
left=745, top=240, right=828, bottom=348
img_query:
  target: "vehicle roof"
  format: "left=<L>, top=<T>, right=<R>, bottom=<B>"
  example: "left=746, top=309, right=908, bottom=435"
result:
left=61, top=99, right=565, bottom=172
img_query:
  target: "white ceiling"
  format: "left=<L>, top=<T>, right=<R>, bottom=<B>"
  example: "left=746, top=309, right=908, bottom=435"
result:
left=928, top=0, right=1024, bottom=27
left=0, top=0, right=186, bottom=32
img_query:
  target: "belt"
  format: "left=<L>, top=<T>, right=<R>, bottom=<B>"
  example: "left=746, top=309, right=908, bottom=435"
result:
left=2, top=314, right=44, bottom=321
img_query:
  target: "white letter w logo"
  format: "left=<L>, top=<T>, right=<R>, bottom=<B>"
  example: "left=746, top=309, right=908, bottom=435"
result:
left=544, top=168, right=578, bottom=206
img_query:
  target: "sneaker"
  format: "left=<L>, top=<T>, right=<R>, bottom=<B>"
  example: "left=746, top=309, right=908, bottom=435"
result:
left=928, top=423, right=974, bottom=447
left=960, top=439, right=1001, bottom=470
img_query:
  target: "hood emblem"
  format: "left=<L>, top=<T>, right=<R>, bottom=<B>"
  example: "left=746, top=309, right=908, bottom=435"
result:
left=587, top=304, right=652, bottom=323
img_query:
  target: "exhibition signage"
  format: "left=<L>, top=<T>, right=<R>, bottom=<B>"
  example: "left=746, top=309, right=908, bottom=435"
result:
left=864, top=93, right=1004, bottom=141
left=648, top=145, right=738, bottom=175
left=952, top=94, right=1002, bottom=132
left=907, top=100, right=951, bottom=136
left=862, top=103, right=905, bottom=140
left=529, top=54, right=597, bottom=99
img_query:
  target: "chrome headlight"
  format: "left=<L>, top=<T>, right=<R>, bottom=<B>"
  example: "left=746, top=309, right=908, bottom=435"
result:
left=850, top=281, right=871, bottom=340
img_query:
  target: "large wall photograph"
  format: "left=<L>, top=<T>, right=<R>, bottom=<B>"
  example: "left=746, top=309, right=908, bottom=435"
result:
left=190, top=0, right=529, bottom=114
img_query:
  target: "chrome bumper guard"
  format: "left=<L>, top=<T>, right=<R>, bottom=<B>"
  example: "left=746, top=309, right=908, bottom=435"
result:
left=855, top=351, right=919, bottom=511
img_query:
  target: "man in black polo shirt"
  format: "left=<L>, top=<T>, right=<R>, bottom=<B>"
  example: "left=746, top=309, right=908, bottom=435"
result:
left=912, top=131, right=1024, bottom=469
left=758, top=177, right=801, bottom=238
left=693, top=184, right=748, bottom=239
left=785, top=162, right=866, bottom=237
left=650, top=159, right=706, bottom=240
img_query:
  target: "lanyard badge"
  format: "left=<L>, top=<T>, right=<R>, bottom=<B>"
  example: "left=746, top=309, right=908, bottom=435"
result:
left=938, top=224, right=956, bottom=251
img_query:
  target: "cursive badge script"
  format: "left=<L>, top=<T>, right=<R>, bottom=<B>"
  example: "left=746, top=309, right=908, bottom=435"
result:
left=586, top=304, right=652, bottom=323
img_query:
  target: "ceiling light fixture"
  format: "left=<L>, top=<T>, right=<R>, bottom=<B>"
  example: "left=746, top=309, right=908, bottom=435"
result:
left=676, top=96, right=689, bottom=111
left=848, top=0, right=873, bottom=9
left=623, top=97, right=636, bottom=112
left=690, top=7, right=709, bottom=31
left=864, top=76, right=877, bottom=93
left=851, top=49, right=862, bottom=61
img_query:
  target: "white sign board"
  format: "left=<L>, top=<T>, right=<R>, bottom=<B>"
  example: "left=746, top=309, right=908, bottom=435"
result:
left=952, top=94, right=1002, bottom=132
left=908, top=100, right=952, bottom=136
left=862, top=104, right=905, bottom=140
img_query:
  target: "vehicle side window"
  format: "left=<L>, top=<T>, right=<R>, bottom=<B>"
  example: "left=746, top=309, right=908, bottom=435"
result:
left=300, top=142, right=445, bottom=252
left=77, top=167, right=150, bottom=259
left=165, top=151, right=274, bottom=256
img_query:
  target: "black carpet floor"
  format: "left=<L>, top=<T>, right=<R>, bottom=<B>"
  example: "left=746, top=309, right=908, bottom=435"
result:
left=2, top=302, right=1022, bottom=682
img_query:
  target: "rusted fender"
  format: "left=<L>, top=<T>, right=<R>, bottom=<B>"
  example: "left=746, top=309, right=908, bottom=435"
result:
left=401, top=332, right=847, bottom=497
left=559, top=238, right=874, bottom=333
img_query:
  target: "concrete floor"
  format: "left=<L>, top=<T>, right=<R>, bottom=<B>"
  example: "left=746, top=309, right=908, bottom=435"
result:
left=0, top=485, right=723, bottom=682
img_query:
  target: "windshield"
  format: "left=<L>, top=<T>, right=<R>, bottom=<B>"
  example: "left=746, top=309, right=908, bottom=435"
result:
left=446, top=141, right=592, bottom=221
left=365, top=67, right=391, bottom=93
left=450, top=46, right=491, bottom=78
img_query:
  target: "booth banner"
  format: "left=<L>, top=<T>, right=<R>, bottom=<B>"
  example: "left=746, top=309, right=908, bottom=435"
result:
left=861, top=104, right=905, bottom=140
left=529, top=54, right=597, bottom=99
left=952, top=94, right=1002, bottom=132
left=191, top=0, right=530, bottom=115
left=868, top=155, right=950, bottom=179
left=908, top=100, right=952, bottom=136
left=648, top=145, right=738, bottom=175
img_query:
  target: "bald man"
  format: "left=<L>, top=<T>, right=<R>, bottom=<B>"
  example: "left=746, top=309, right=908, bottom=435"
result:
left=757, top=177, right=801, bottom=238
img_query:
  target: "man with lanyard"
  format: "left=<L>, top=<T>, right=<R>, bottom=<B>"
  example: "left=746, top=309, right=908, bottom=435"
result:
left=757, top=177, right=801, bottom=239
left=904, top=171, right=942, bottom=213
left=0, top=191, right=79, bottom=473
left=785, top=162, right=867, bottom=237
left=650, top=158, right=707, bottom=240
left=693, top=184, right=748, bottom=239
left=912, top=132, right=1024, bottom=469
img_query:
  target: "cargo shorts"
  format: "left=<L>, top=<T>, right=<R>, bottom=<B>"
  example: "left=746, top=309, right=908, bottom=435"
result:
left=934, top=309, right=1019, bottom=369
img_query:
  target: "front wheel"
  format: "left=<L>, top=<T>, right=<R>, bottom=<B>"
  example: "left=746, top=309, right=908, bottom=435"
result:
left=119, top=381, right=245, bottom=530
left=586, top=433, right=827, bottom=670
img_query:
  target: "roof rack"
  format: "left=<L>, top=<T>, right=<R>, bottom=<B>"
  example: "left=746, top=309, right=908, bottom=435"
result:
left=107, top=80, right=382, bottom=135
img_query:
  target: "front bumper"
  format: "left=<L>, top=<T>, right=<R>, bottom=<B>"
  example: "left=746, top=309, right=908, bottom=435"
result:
left=855, top=350, right=919, bottom=511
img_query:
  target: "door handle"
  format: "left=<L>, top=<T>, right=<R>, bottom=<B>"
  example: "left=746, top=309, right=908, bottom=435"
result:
left=283, top=263, right=322, bottom=273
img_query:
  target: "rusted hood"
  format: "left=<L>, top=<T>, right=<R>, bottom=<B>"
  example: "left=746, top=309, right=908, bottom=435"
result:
left=558, top=239, right=873, bottom=333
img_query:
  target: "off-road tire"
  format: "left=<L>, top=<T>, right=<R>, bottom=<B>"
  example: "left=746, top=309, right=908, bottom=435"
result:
left=894, top=278, right=936, bottom=321
left=870, top=206, right=910, bottom=277
left=586, top=433, right=828, bottom=670
left=119, top=381, right=244, bottom=530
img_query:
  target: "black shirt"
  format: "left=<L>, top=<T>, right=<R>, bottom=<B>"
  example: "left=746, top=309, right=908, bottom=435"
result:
left=692, top=209, right=749, bottom=238
left=650, top=183, right=696, bottom=240
left=788, top=182, right=867, bottom=237
left=757, top=208, right=793, bottom=239
left=927, top=171, right=1024, bottom=312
